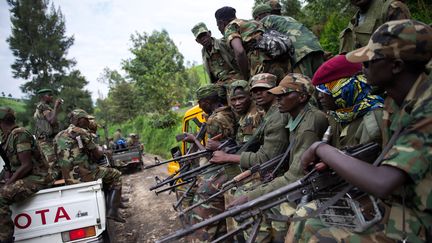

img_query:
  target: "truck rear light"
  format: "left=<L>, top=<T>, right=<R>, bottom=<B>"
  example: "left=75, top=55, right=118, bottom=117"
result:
left=132, top=157, right=140, bottom=162
left=61, top=226, right=96, bottom=242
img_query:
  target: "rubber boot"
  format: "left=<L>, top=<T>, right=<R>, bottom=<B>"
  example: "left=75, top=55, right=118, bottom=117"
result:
left=106, top=188, right=126, bottom=223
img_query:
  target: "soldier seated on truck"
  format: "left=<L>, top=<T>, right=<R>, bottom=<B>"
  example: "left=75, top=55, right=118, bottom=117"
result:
left=0, top=107, right=51, bottom=243
left=127, top=133, right=143, bottom=151
left=54, top=109, right=126, bottom=223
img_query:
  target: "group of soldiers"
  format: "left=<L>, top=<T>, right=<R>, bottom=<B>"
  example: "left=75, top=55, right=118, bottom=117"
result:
left=0, top=90, right=126, bottom=242
left=175, top=0, right=431, bottom=242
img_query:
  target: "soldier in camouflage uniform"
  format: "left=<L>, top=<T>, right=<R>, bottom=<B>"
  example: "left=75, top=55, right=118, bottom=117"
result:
left=226, top=74, right=335, bottom=242
left=214, top=6, right=292, bottom=82
left=188, top=84, right=239, bottom=242
left=266, top=0, right=282, bottom=15
left=339, top=0, right=410, bottom=53
left=290, top=20, right=432, bottom=243
left=253, top=4, right=325, bottom=78
left=0, top=107, right=51, bottom=243
left=191, top=22, right=243, bottom=89
left=55, top=109, right=125, bottom=223
left=229, top=80, right=263, bottom=144
left=33, top=88, right=63, bottom=172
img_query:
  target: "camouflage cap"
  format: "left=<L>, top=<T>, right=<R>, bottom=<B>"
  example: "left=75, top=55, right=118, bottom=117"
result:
left=36, top=88, right=53, bottom=95
left=230, top=80, right=249, bottom=96
left=266, top=0, right=282, bottom=11
left=68, top=109, right=94, bottom=121
left=252, top=4, right=272, bottom=19
left=268, top=73, right=314, bottom=96
left=347, top=19, right=432, bottom=63
left=250, top=73, right=277, bottom=90
left=191, top=22, right=209, bottom=38
left=196, top=84, right=225, bottom=100
left=0, top=106, right=14, bottom=120
left=129, top=133, right=137, bottom=137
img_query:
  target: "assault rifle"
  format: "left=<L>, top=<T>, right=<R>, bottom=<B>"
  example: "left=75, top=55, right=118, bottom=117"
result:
left=149, top=139, right=238, bottom=192
left=156, top=142, right=381, bottom=243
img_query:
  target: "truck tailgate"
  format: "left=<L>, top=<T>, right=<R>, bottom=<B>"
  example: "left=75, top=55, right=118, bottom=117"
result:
left=12, top=179, right=106, bottom=242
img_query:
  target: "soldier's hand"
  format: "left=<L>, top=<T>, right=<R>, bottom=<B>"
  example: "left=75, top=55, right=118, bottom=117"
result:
left=227, top=195, right=249, bottom=209
left=209, top=150, right=229, bottom=164
left=181, top=133, right=196, bottom=143
left=54, top=98, right=63, bottom=109
left=205, top=139, right=221, bottom=151
left=301, top=141, right=326, bottom=174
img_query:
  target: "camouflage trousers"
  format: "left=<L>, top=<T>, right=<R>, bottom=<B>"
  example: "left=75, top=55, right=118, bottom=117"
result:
left=189, top=164, right=240, bottom=242
left=0, top=178, right=46, bottom=241
left=248, top=49, right=292, bottom=82
left=285, top=201, right=395, bottom=243
left=225, top=176, right=290, bottom=243
left=292, top=51, right=324, bottom=79
left=66, top=165, right=122, bottom=190
left=37, top=138, right=57, bottom=169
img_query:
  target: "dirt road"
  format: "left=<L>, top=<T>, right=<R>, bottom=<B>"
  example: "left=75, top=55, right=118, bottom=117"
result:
left=108, top=153, right=185, bottom=243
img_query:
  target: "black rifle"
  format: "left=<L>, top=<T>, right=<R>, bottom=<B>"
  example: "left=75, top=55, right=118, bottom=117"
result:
left=156, top=142, right=381, bottom=243
left=0, top=143, right=11, bottom=172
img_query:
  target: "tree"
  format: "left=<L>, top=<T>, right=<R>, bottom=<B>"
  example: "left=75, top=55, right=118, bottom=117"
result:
left=1, top=92, right=4, bottom=97
left=8, top=94, right=12, bottom=98
left=122, top=30, right=191, bottom=113
left=7, top=0, right=93, bottom=127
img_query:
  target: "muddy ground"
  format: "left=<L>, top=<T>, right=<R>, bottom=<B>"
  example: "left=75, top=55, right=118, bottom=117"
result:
left=107, top=153, right=186, bottom=243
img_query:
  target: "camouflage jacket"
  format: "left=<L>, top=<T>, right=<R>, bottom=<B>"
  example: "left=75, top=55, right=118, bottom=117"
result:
left=34, top=101, right=59, bottom=138
left=206, top=106, right=237, bottom=140
left=240, top=104, right=289, bottom=169
left=339, top=0, right=411, bottom=53
left=236, top=103, right=264, bottom=144
left=55, top=124, right=98, bottom=182
left=1, top=126, right=48, bottom=183
left=202, top=37, right=242, bottom=83
left=261, top=15, right=323, bottom=65
left=245, top=104, right=331, bottom=199
left=380, top=73, right=432, bottom=242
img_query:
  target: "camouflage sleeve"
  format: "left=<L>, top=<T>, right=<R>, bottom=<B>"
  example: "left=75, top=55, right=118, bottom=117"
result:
left=206, top=111, right=236, bottom=139
left=386, top=0, right=411, bottom=22
left=80, top=130, right=97, bottom=151
left=14, top=129, right=33, bottom=153
left=240, top=112, right=289, bottom=168
left=224, top=22, right=242, bottom=47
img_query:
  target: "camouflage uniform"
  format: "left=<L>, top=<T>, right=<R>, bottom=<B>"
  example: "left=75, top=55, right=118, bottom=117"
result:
left=290, top=20, right=432, bottom=243
left=0, top=121, right=50, bottom=241
left=236, top=103, right=263, bottom=144
left=34, top=101, right=59, bottom=171
left=261, top=15, right=324, bottom=78
left=55, top=124, right=122, bottom=190
left=224, top=19, right=291, bottom=81
left=189, top=94, right=240, bottom=242
left=339, top=0, right=410, bottom=53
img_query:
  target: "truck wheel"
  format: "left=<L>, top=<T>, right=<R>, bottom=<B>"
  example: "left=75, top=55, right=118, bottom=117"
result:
left=102, top=229, right=111, bottom=243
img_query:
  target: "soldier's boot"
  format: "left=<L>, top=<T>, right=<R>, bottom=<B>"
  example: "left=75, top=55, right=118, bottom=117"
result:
left=106, top=189, right=126, bottom=223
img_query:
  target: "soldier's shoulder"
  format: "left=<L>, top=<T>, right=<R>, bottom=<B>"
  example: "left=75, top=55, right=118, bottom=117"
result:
left=10, top=127, right=33, bottom=143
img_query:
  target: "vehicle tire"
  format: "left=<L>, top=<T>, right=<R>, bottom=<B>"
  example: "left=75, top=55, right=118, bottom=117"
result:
left=102, top=228, right=111, bottom=243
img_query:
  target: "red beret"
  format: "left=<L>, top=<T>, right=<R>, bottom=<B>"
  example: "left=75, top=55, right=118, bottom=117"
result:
left=312, top=55, right=362, bottom=86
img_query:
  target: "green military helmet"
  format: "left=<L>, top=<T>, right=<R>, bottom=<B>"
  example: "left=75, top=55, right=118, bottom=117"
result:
left=230, top=80, right=249, bottom=96
left=36, top=88, right=53, bottom=95
left=0, top=106, right=15, bottom=120
left=196, top=84, right=226, bottom=101
left=68, top=109, right=94, bottom=122
left=252, top=3, right=272, bottom=20
left=191, top=22, right=209, bottom=38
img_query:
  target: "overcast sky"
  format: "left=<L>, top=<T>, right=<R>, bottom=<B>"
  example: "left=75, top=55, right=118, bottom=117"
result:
left=0, top=0, right=254, bottom=100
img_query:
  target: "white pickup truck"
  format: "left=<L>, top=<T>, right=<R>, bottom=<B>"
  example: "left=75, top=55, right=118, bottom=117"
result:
left=1, top=157, right=109, bottom=243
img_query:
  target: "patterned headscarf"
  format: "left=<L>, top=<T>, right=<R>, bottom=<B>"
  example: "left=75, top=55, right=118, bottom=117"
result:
left=316, top=74, right=383, bottom=124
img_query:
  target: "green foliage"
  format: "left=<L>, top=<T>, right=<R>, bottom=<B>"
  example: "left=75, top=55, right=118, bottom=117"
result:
left=149, top=111, right=179, bottom=129
left=406, top=0, right=432, bottom=24
left=102, top=113, right=182, bottom=158
left=122, top=30, right=192, bottom=113
left=319, top=13, right=351, bottom=54
left=0, top=97, right=27, bottom=127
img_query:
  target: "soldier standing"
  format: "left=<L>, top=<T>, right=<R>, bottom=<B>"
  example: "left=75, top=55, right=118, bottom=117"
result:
left=34, top=88, right=62, bottom=169
left=0, top=107, right=51, bottom=243
left=55, top=109, right=125, bottom=223
left=339, top=0, right=410, bottom=53
left=295, top=19, right=432, bottom=243
left=191, top=22, right=243, bottom=88
left=215, top=6, right=292, bottom=82
left=253, top=4, right=325, bottom=78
